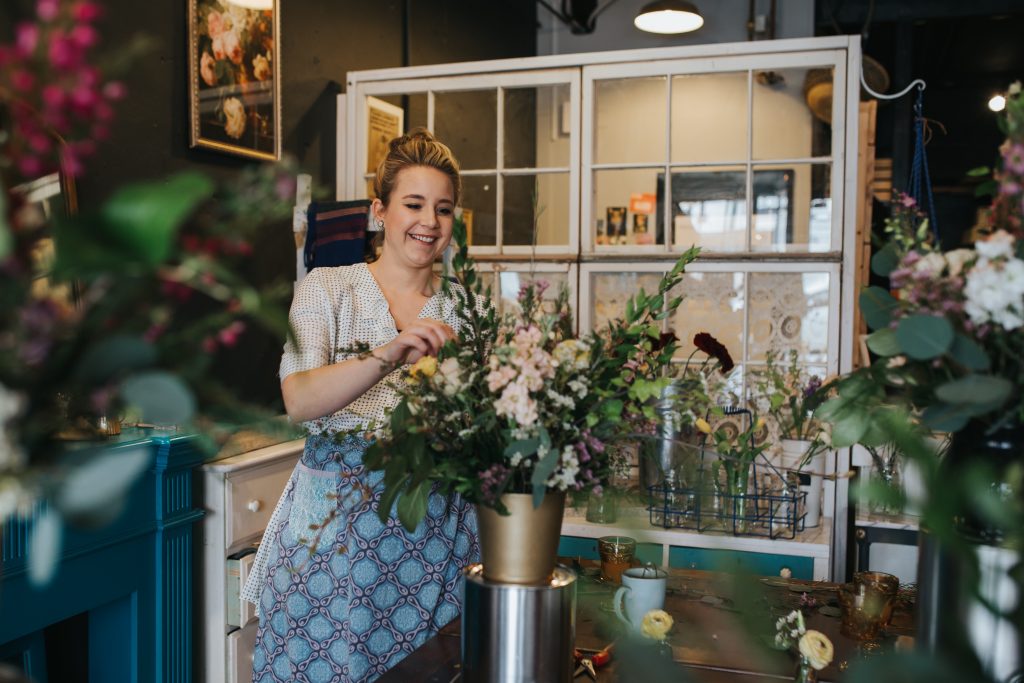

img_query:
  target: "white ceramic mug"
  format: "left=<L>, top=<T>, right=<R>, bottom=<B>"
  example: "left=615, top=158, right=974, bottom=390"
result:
left=613, top=566, right=667, bottom=630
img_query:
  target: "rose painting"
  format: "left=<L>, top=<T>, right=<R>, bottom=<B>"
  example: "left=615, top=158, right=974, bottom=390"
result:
left=188, top=0, right=280, bottom=160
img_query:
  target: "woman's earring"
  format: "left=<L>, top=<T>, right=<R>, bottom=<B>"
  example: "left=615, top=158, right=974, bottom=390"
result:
left=374, top=218, right=385, bottom=230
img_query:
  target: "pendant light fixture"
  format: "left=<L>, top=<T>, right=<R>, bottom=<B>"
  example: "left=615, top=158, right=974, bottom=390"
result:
left=634, top=0, right=704, bottom=34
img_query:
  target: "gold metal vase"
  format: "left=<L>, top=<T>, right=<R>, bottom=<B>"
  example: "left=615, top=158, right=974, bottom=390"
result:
left=476, top=491, right=566, bottom=585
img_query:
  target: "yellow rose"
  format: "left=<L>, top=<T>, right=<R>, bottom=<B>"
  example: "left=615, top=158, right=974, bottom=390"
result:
left=408, top=356, right=437, bottom=382
left=640, top=609, right=674, bottom=641
left=798, top=630, right=834, bottom=670
left=695, top=418, right=713, bottom=435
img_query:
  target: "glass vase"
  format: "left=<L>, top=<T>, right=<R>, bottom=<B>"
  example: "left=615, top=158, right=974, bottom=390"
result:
left=586, top=488, right=618, bottom=524
left=794, top=656, right=817, bottom=683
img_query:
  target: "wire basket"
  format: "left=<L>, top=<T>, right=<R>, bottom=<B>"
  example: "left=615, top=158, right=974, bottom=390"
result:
left=645, top=407, right=808, bottom=539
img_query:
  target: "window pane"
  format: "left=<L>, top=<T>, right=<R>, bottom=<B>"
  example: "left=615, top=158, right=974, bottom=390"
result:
left=750, top=164, right=832, bottom=253
left=671, top=72, right=747, bottom=163
left=668, top=272, right=745, bottom=365
left=593, top=77, right=667, bottom=164
left=498, top=270, right=572, bottom=317
left=748, top=272, right=830, bottom=363
left=461, top=175, right=496, bottom=246
left=504, top=85, right=570, bottom=168
left=590, top=271, right=663, bottom=331
left=503, top=173, right=570, bottom=246
left=752, top=67, right=833, bottom=160
left=435, top=90, right=497, bottom=169
left=667, top=166, right=747, bottom=252
left=593, top=168, right=663, bottom=246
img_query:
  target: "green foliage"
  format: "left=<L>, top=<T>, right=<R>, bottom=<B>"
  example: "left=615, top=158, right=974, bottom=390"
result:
left=859, top=286, right=900, bottom=330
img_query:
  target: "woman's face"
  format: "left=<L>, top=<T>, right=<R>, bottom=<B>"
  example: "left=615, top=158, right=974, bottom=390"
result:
left=374, top=165, right=455, bottom=269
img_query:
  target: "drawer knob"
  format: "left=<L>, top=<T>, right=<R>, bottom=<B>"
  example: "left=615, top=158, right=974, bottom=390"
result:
left=247, top=499, right=262, bottom=513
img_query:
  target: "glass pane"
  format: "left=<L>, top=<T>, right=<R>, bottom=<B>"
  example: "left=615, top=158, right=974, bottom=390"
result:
left=669, top=272, right=745, bottom=365
left=504, top=85, right=570, bottom=168
left=590, top=271, right=663, bottom=332
left=498, top=270, right=572, bottom=317
left=503, top=173, right=570, bottom=246
left=594, top=77, right=667, bottom=164
left=671, top=72, right=747, bottom=163
left=461, top=175, right=496, bottom=246
left=434, top=90, right=497, bottom=169
left=667, top=166, right=747, bottom=252
left=404, top=93, right=429, bottom=132
left=752, top=67, right=833, bottom=160
left=748, top=272, right=830, bottom=364
left=593, top=168, right=663, bottom=246
left=750, top=164, right=832, bottom=253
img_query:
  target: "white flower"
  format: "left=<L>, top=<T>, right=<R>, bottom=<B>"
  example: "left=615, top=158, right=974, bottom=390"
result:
left=509, top=451, right=524, bottom=467
left=545, top=445, right=580, bottom=491
left=436, top=357, right=464, bottom=396
left=553, top=339, right=590, bottom=371
left=494, top=378, right=538, bottom=427
left=964, top=256, right=1024, bottom=330
left=567, top=378, right=589, bottom=398
left=1010, top=81, right=1022, bottom=96
left=944, top=248, right=975, bottom=277
left=545, top=389, right=575, bottom=411
left=975, top=230, right=1016, bottom=260
left=223, top=97, right=246, bottom=139
left=798, top=630, right=834, bottom=670
left=914, top=251, right=947, bottom=276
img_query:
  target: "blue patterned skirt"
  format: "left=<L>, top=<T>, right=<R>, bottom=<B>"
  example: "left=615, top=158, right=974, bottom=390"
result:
left=250, top=434, right=479, bottom=682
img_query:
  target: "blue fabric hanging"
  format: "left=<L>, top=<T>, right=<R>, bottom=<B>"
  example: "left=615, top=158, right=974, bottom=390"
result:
left=303, top=199, right=372, bottom=271
left=907, top=87, right=941, bottom=244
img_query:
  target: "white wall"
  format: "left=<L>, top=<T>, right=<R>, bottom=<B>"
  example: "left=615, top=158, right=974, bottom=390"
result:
left=537, top=0, right=815, bottom=56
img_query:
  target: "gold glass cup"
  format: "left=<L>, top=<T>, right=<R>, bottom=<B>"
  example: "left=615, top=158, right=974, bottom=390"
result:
left=854, top=571, right=900, bottom=626
left=598, top=536, right=636, bottom=584
left=838, top=576, right=898, bottom=640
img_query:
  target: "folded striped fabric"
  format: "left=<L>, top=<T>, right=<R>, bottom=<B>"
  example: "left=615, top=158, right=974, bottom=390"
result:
left=303, top=199, right=372, bottom=270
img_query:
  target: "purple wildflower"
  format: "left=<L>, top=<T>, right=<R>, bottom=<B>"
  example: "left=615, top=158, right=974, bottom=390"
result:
left=478, top=464, right=510, bottom=504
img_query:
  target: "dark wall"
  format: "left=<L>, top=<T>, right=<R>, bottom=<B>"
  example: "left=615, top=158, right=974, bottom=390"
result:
left=4, top=0, right=536, bottom=408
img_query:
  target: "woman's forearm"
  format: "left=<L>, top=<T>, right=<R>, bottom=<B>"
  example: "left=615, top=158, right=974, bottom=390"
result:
left=281, top=352, right=396, bottom=423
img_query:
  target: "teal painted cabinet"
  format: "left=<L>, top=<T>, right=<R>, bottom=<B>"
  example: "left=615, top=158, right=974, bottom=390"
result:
left=0, top=432, right=205, bottom=682
left=559, top=535, right=814, bottom=580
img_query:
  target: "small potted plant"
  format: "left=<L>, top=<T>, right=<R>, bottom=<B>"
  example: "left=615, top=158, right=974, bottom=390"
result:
left=753, top=349, right=831, bottom=527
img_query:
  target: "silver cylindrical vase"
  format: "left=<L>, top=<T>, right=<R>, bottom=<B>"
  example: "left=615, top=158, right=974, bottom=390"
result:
left=461, top=563, right=577, bottom=683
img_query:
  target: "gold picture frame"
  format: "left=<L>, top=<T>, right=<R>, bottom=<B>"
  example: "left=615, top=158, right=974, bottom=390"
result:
left=188, top=0, right=281, bottom=160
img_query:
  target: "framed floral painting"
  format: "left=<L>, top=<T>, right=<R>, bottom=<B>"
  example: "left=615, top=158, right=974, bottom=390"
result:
left=188, top=0, right=281, bottom=160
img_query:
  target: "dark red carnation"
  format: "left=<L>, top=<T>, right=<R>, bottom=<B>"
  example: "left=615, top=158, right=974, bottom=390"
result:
left=693, top=332, right=734, bottom=373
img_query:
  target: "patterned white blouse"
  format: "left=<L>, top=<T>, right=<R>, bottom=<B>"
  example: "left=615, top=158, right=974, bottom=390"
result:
left=280, top=261, right=472, bottom=435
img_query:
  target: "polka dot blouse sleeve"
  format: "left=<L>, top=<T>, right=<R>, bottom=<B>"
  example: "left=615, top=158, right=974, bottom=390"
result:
left=279, top=270, right=334, bottom=381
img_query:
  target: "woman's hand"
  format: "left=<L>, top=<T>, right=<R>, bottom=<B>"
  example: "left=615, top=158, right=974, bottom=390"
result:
left=378, top=320, right=456, bottom=365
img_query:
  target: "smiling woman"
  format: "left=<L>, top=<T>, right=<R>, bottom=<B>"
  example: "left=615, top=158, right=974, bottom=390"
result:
left=242, top=129, right=482, bottom=683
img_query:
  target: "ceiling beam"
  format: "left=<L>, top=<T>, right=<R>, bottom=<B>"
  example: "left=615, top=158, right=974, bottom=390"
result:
left=815, top=0, right=1023, bottom=27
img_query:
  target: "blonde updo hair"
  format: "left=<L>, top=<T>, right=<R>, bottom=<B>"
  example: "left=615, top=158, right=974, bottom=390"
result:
left=373, top=127, right=462, bottom=207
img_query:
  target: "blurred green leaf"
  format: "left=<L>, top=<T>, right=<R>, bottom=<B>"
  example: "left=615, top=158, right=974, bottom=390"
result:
left=74, top=335, right=157, bottom=385
left=866, top=328, right=901, bottom=357
left=56, top=444, right=151, bottom=517
left=28, top=509, right=63, bottom=587
left=921, top=402, right=973, bottom=433
left=101, top=172, right=214, bottom=266
left=845, top=652, right=981, bottom=683
left=975, top=179, right=998, bottom=198
left=830, top=410, right=870, bottom=447
left=396, top=479, right=429, bottom=532
left=935, top=375, right=1012, bottom=406
left=966, top=166, right=991, bottom=177
left=121, top=371, right=196, bottom=425
left=0, top=190, right=10, bottom=259
left=949, top=334, right=991, bottom=371
left=860, top=287, right=899, bottom=330
left=895, top=314, right=954, bottom=360
left=871, top=241, right=901, bottom=277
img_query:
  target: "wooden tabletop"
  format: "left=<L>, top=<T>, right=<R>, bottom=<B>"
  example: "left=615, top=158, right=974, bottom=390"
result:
left=378, top=566, right=914, bottom=682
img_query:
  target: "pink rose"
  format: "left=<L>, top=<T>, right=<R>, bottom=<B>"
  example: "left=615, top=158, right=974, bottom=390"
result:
left=15, top=23, right=39, bottom=57
left=72, top=2, right=104, bottom=22
left=200, top=51, right=216, bottom=87
left=221, top=29, right=242, bottom=65
left=36, top=0, right=59, bottom=21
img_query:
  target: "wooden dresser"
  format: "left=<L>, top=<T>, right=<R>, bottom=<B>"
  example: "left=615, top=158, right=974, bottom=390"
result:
left=199, top=438, right=304, bottom=683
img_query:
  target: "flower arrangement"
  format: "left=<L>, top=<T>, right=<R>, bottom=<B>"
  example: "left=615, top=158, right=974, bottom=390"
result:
left=773, top=609, right=834, bottom=679
left=696, top=411, right=769, bottom=504
left=0, top=0, right=294, bottom=579
left=363, top=218, right=701, bottom=529
left=753, top=349, right=828, bottom=442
